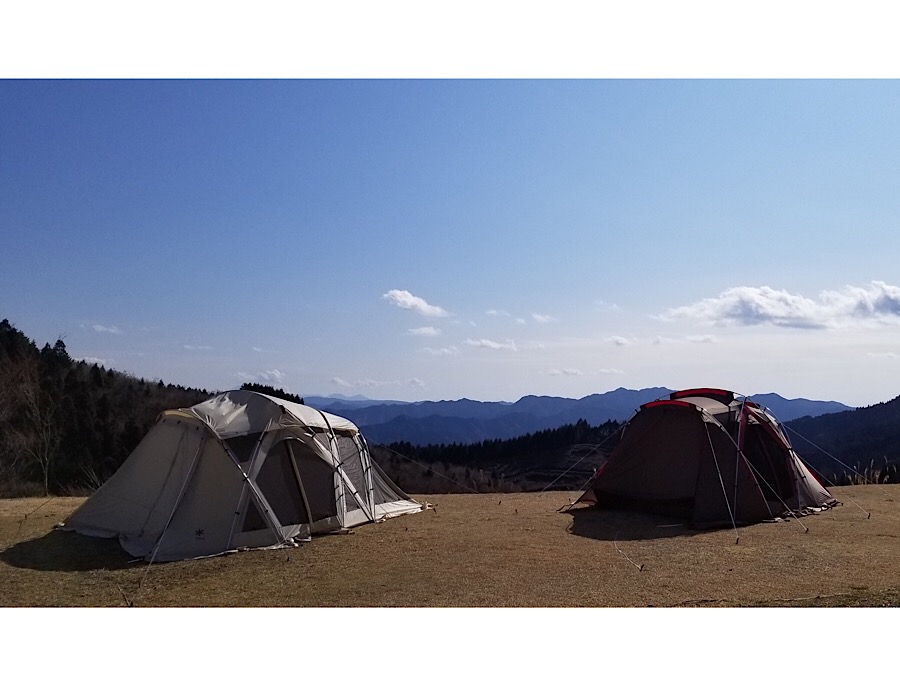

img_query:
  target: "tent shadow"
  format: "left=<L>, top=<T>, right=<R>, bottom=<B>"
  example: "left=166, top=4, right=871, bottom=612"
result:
left=566, top=504, right=707, bottom=541
left=0, top=530, right=134, bottom=571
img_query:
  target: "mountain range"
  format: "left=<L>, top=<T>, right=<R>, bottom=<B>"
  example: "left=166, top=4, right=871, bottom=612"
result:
left=306, top=388, right=852, bottom=446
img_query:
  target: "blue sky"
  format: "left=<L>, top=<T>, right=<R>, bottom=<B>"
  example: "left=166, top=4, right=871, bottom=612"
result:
left=0, top=2, right=900, bottom=412
left=4, top=76, right=900, bottom=407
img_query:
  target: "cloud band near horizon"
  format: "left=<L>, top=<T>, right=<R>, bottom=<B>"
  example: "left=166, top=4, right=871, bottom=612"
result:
left=662, top=281, right=900, bottom=329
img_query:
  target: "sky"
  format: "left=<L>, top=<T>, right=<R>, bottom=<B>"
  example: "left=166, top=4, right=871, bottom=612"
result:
left=3, top=9, right=900, bottom=409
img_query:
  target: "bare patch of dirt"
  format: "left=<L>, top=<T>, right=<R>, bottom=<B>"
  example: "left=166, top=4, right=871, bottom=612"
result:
left=2, top=486, right=899, bottom=607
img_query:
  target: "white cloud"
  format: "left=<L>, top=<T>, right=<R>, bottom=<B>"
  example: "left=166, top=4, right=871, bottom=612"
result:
left=487, top=309, right=528, bottom=324
left=686, top=334, right=718, bottom=343
left=237, top=369, right=285, bottom=383
left=606, top=335, right=632, bottom=347
left=653, top=334, right=718, bottom=345
left=421, top=346, right=460, bottom=356
left=92, top=324, right=123, bottom=335
left=382, top=289, right=448, bottom=317
left=184, top=344, right=214, bottom=351
left=330, top=376, right=426, bottom=389
left=661, top=281, right=900, bottom=329
left=532, top=313, right=557, bottom=324
left=823, top=281, right=900, bottom=320
left=465, top=338, right=517, bottom=351
left=252, top=347, right=264, bottom=352
left=868, top=352, right=900, bottom=359
left=409, top=326, right=441, bottom=337
left=548, top=368, right=584, bottom=377
left=81, top=356, right=108, bottom=366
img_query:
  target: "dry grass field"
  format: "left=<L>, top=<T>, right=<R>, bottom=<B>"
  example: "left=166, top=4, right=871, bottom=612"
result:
left=2, top=484, right=900, bottom=608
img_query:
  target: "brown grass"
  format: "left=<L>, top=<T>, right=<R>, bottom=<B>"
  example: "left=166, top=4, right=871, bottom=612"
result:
left=2, top=485, right=900, bottom=607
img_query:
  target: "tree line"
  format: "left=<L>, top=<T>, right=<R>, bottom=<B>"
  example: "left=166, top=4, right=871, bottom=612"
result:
left=3, top=316, right=898, bottom=498
left=0, top=319, right=209, bottom=496
left=0, top=318, right=621, bottom=497
left=380, top=418, right=621, bottom=493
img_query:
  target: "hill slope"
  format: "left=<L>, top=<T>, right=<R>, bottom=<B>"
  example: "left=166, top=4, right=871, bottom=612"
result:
left=787, top=394, right=900, bottom=481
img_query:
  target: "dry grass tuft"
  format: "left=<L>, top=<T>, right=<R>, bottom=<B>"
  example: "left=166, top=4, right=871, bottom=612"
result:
left=2, top=485, right=900, bottom=607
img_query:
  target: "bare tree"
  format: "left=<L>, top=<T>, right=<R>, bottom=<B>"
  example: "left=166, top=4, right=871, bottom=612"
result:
left=4, top=356, right=60, bottom=495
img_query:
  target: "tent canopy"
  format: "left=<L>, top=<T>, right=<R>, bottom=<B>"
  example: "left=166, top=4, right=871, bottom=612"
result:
left=63, top=390, right=423, bottom=561
left=577, top=388, right=837, bottom=528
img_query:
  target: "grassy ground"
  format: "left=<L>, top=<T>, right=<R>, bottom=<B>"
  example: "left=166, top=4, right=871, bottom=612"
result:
left=2, top=485, right=899, bottom=607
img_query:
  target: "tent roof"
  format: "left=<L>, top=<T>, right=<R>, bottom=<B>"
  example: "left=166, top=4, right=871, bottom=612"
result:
left=186, top=389, right=359, bottom=439
left=640, top=389, right=738, bottom=419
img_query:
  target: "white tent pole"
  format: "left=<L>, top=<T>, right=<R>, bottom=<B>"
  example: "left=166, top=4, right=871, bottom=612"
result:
left=315, top=410, right=377, bottom=523
left=357, top=434, right=376, bottom=515
left=217, top=416, right=295, bottom=550
left=316, top=412, right=346, bottom=525
left=306, top=425, right=374, bottom=522
left=223, top=428, right=275, bottom=551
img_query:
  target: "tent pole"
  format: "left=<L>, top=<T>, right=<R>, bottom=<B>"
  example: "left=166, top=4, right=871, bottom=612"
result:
left=285, top=439, right=315, bottom=538
left=704, top=421, right=740, bottom=544
left=740, top=454, right=810, bottom=533
left=315, top=410, right=377, bottom=523
left=144, top=430, right=206, bottom=567
left=314, top=412, right=348, bottom=525
left=734, top=399, right=749, bottom=522
left=307, top=427, right=374, bottom=522
left=357, top=434, right=376, bottom=516
left=219, top=424, right=292, bottom=550
left=223, top=428, right=270, bottom=551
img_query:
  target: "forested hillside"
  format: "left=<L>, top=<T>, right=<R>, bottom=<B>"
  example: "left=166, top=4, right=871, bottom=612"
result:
left=2, top=317, right=897, bottom=498
left=788, top=396, right=900, bottom=484
left=0, top=319, right=209, bottom=496
left=378, top=418, right=620, bottom=493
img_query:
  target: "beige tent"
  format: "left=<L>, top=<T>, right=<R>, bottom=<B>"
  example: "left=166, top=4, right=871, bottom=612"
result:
left=576, top=388, right=837, bottom=528
left=62, top=390, right=423, bottom=561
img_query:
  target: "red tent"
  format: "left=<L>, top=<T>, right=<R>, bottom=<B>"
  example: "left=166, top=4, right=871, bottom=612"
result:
left=577, top=388, right=837, bottom=528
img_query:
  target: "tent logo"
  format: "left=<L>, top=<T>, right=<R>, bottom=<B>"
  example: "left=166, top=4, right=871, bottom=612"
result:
left=195, top=528, right=205, bottom=540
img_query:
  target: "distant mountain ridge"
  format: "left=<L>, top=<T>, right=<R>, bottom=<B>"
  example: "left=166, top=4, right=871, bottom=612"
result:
left=309, top=387, right=852, bottom=446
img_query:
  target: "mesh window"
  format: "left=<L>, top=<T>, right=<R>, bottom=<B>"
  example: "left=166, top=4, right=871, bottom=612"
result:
left=226, top=432, right=263, bottom=464
left=335, top=434, right=366, bottom=513
left=241, top=498, right=268, bottom=532
left=292, top=443, right=338, bottom=522
left=255, top=441, right=310, bottom=526
left=371, top=461, right=408, bottom=504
